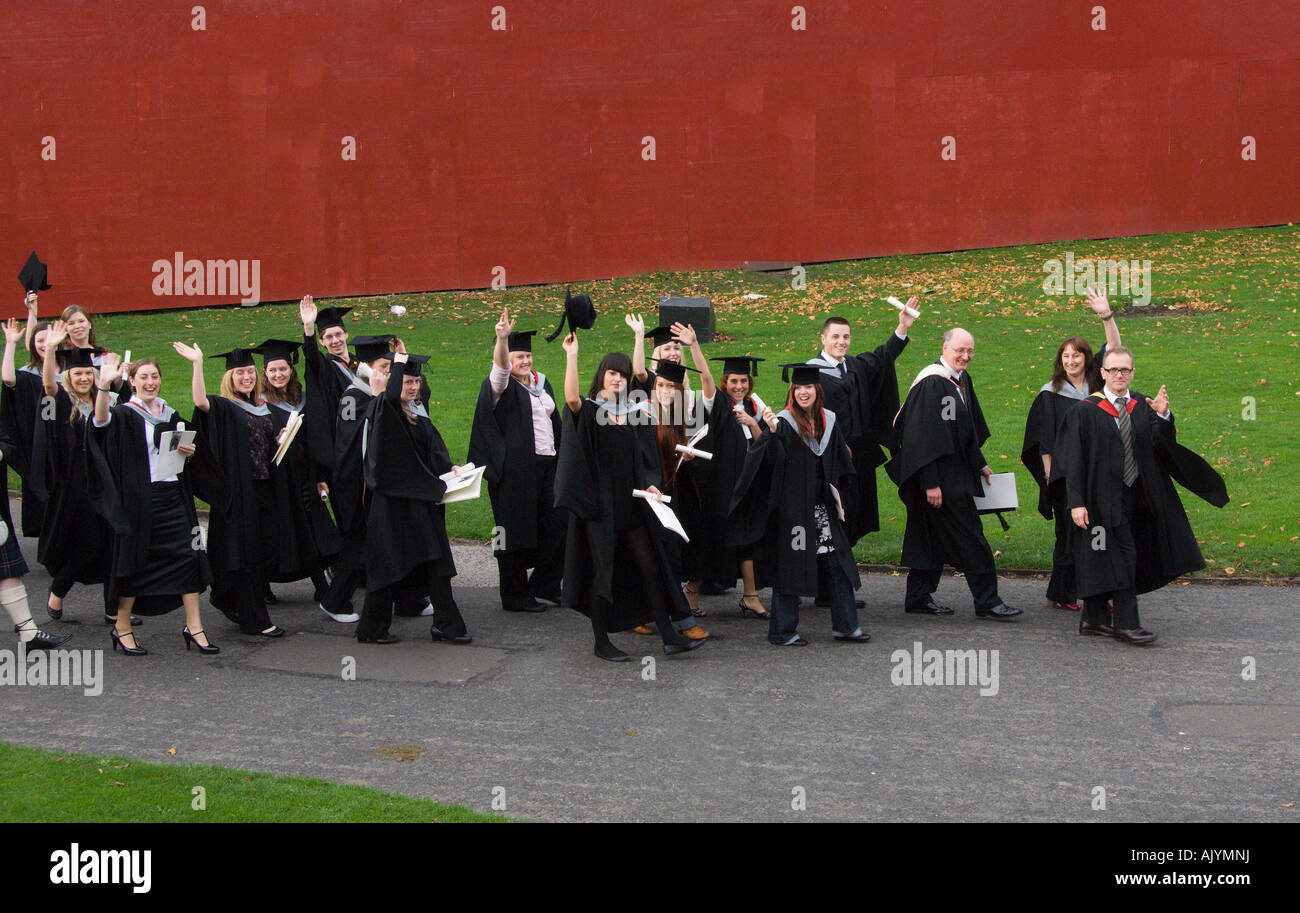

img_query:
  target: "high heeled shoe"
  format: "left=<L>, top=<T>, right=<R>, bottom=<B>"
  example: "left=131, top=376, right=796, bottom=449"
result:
left=738, top=594, right=770, bottom=619
left=110, top=628, right=148, bottom=656
left=683, top=582, right=705, bottom=617
left=182, top=627, right=220, bottom=654
left=46, top=587, right=62, bottom=621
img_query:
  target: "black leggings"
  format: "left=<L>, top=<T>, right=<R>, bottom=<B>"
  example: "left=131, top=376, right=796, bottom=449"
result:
left=591, top=526, right=684, bottom=647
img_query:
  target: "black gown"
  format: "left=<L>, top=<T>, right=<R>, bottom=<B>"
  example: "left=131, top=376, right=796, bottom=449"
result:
left=808, top=332, right=907, bottom=542
left=301, top=333, right=358, bottom=483
left=85, top=401, right=211, bottom=614
left=2, top=367, right=47, bottom=537
left=727, top=411, right=860, bottom=596
left=37, top=391, right=112, bottom=606
left=1021, top=385, right=1091, bottom=603
left=695, top=392, right=760, bottom=586
left=188, top=396, right=279, bottom=633
left=888, top=369, right=995, bottom=574
left=267, top=400, right=341, bottom=586
left=1050, top=393, right=1227, bottom=597
left=555, top=398, right=693, bottom=633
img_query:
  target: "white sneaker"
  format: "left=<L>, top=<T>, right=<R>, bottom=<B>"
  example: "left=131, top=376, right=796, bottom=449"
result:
left=319, top=603, right=360, bottom=624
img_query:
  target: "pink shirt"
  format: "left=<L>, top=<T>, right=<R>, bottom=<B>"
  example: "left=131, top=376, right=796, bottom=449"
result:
left=490, top=363, right=556, bottom=456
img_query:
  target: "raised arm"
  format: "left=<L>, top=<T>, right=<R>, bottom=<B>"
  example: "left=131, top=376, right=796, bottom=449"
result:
left=562, top=332, right=582, bottom=414
left=1086, top=289, right=1121, bottom=349
left=23, top=292, right=37, bottom=353
left=493, top=306, right=513, bottom=372
left=299, top=295, right=325, bottom=370
left=385, top=351, right=408, bottom=403
left=173, top=341, right=208, bottom=412
left=2, top=319, right=23, bottom=388
left=40, top=319, right=69, bottom=396
left=673, top=323, right=715, bottom=400
left=625, top=312, right=648, bottom=382
left=95, top=352, right=123, bottom=425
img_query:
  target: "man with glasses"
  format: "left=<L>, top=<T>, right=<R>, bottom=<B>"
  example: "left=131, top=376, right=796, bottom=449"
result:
left=890, top=328, right=1021, bottom=620
left=1051, top=346, right=1227, bottom=645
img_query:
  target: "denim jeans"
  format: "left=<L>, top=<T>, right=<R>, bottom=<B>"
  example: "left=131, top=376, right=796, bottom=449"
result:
left=769, top=553, right=861, bottom=644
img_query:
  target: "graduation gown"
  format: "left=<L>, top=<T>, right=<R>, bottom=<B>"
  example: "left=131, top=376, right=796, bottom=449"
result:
left=268, top=401, right=341, bottom=581
left=554, top=398, right=693, bottom=632
left=36, top=391, right=112, bottom=585
left=808, top=332, right=907, bottom=540
left=888, top=367, right=995, bottom=573
left=301, top=333, right=358, bottom=481
left=694, top=392, right=760, bottom=583
left=1020, top=386, right=1088, bottom=520
left=85, top=401, right=212, bottom=613
left=2, top=367, right=48, bottom=536
left=466, top=370, right=561, bottom=555
left=1050, top=392, right=1227, bottom=597
left=362, top=362, right=456, bottom=591
left=187, top=396, right=278, bottom=614
left=332, top=382, right=373, bottom=537
left=726, top=410, right=860, bottom=596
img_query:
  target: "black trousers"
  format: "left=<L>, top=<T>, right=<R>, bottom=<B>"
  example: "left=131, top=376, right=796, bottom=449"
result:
left=495, top=456, right=565, bottom=610
left=359, top=566, right=466, bottom=640
left=905, top=567, right=1000, bottom=612
left=1083, top=485, right=1140, bottom=629
left=1046, top=487, right=1077, bottom=604
left=591, top=526, right=683, bottom=646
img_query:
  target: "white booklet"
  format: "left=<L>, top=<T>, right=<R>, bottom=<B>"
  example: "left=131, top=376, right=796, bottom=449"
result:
left=156, top=425, right=196, bottom=478
left=440, top=463, right=486, bottom=504
left=973, top=472, right=1019, bottom=512
left=634, top=488, right=688, bottom=542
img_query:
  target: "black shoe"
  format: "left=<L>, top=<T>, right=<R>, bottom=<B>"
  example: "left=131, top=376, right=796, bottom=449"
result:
left=257, top=626, right=287, bottom=638
left=1079, top=618, right=1114, bottom=637
left=533, top=591, right=562, bottom=606
left=182, top=627, right=221, bottom=654
left=834, top=631, right=871, bottom=642
left=771, top=635, right=809, bottom=646
left=20, top=626, right=73, bottom=650
left=46, top=587, right=62, bottom=621
left=106, top=613, right=142, bottom=627
left=430, top=627, right=472, bottom=645
left=1113, top=627, right=1157, bottom=645
left=504, top=601, right=547, bottom=613
left=594, top=642, right=631, bottom=662
left=975, top=602, right=1023, bottom=620
left=663, top=638, right=704, bottom=656
left=110, top=628, right=147, bottom=655
left=905, top=599, right=953, bottom=615
left=357, top=632, right=400, bottom=644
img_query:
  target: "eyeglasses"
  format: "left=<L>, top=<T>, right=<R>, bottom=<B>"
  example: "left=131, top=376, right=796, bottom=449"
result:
left=1102, top=367, right=1134, bottom=375
left=947, top=348, right=974, bottom=356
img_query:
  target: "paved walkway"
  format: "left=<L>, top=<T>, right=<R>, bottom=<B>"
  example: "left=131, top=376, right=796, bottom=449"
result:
left=3, top=516, right=1296, bottom=821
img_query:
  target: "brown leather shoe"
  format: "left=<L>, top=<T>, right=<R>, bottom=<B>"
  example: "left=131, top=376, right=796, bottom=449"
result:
left=632, top=625, right=654, bottom=636
left=1113, top=627, right=1157, bottom=645
left=1079, top=618, right=1114, bottom=637
left=682, top=625, right=709, bottom=640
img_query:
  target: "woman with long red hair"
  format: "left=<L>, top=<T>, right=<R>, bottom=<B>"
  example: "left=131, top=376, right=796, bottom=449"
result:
left=727, top=364, right=867, bottom=646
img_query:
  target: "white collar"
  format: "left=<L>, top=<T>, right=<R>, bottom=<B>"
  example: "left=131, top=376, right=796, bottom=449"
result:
left=1104, top=385, right=1130, bottom=406
left=939, top=356, right=963, bottom=380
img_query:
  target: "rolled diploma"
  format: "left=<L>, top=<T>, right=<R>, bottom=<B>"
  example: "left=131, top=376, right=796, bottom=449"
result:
left=887, top=296, right=921, bottom=318
left=674, top=444, right=713, bottom=460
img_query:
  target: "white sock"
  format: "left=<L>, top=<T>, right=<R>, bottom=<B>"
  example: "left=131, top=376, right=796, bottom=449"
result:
left=1, top=584, right=37, bottom=643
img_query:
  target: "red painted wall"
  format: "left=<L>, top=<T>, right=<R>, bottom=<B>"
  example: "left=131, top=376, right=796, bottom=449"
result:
left=2, top=1, right=1297, bottom=314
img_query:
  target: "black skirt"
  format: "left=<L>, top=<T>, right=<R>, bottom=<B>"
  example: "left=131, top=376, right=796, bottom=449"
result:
left=118, top=481, right=203, bottom=613
left=0, top=533, right=29, bottom=579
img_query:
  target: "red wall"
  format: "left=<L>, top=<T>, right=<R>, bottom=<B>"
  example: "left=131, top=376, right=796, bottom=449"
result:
left=2, top=1, right=1298, bottom=314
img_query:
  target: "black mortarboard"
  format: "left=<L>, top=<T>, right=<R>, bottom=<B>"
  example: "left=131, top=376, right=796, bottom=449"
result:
left=710, top=355, right=764, bottom=377
left=646, top=325, right=678, bottom=347
left=352, top=334, right=396, bottom=364
left=507, top=330, right=537, bottom=352
left=257, top=338, right=301, bottom=366
left=652, top=361, right=699, bottom=385
left=210, top=347, right=258, bottom=370
left=19, top=251, right=51, bottom=292
left=779, top=362, right=825, bottom=385
left=56, top=347, right=97, bottom=371
left=315, top=307, right=352, bottom=333
left=545, top=289, right=597, bottom=342
left=403, top=354, right=432, bottom=376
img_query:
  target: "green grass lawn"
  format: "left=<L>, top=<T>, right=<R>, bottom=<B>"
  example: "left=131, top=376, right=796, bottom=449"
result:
left=0, top=742, right=504, bottom=822
left=26, top=225, right=1297, bottom=576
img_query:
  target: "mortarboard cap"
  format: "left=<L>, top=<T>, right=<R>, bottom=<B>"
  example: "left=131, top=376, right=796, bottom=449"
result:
left=646, top=325, right=679, bottom=347
left=780, top=362, right=825, bottom=385
left=507, top=330, right=537, bottom=352
left=545, top=289, right=597, bottom=342
left=56, top=347, right=98, bottom=371
left=210, top=347, right=258, bottom=371
left=315, top=306, right=352, bottom=333
left=257, top=338, right=301, bottom=366
left=710, top=355, right=764, bottom=377
left=19, top=251, right=51, bottom=293
left=352, top=334, right=396, bottom=365
left=403, top=354, right=432, bottom=376
left=652, top=361, right=699, bottom=385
